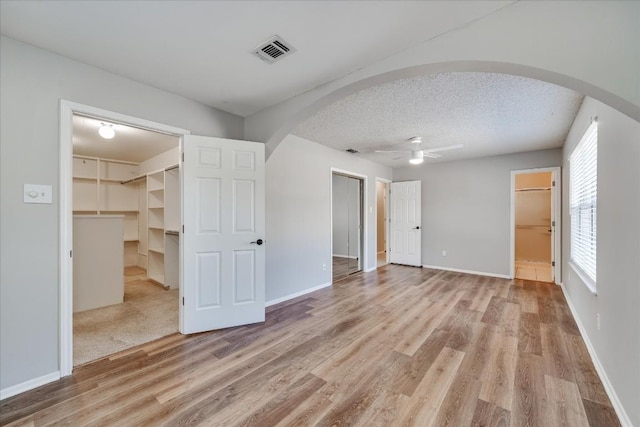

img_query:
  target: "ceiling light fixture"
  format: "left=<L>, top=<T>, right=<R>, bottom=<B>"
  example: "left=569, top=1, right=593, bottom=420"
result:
left=98, top=123, right=115, bottom=139
left=410, top=136, right=422, bottom=144
left=409, top=150, right=424, bottom=165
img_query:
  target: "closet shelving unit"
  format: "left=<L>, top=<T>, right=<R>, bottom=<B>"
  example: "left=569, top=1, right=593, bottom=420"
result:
left=146, top=165, right=180, bottom=289
left=72, top=155, right=140, bottom=239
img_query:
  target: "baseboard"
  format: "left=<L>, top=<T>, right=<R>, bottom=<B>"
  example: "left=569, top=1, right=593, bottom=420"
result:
left=0, top=371, right=60, bottom=401
left=422, top=264, right=511, bottom=279
left=364, top=266, right=377, bottom=273
left=332, top=254, right=358, bottom=259
left=265, top=281, right=332, bottom=307
left=559, top=284, right=632, bottom=427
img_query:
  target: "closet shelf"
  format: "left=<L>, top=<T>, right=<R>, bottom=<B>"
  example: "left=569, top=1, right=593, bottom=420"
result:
left=148, top=247, right=165, bottom=255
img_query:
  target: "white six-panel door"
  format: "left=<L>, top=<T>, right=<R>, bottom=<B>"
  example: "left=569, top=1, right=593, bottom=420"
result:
left=181, top=135, right=265, bottom=334
left=389, top=180, right=422, bottom=267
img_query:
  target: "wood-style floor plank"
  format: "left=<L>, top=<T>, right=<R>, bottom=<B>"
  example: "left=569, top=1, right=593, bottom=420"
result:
left=0, top=264, right=619, bottom=426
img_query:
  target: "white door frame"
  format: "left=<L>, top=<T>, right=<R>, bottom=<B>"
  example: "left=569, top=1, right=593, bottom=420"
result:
left=376, top=177, right=391, bottom=266
left=59, top=100, right=189, bottom=377
left=509, top=166, right=561, bottom=283
left=330, top=168, right=367, bottom=280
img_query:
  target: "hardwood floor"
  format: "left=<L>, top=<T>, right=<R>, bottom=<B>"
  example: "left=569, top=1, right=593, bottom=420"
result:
left=1, top=265, right=619, bottom=426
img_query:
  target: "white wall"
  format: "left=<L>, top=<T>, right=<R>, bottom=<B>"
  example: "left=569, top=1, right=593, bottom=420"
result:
left=246, top=1, right=640, bottom=154
left=332, top=174, right=361, bottom=258
left=561, top=97, right=640, bottom=426
left=266, top=134, right=391, bottom=302
left=0, top=36, right=243, bottom=392
left=139, top=146, right=180, bottom=174
left=393, top=149, right=562, bottom=276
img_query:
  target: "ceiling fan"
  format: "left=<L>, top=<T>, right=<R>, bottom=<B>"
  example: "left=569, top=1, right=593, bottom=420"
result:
left=375, top=137, right=464, bottom=164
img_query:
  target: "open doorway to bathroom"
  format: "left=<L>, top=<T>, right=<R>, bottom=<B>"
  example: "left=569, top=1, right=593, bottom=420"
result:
left=376, top=180, right=389, bottom=267
left=512, top=169, right=558, bottom=283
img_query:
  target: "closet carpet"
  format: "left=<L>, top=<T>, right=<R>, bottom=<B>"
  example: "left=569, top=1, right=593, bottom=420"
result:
left=73, top=267, right=179, bottom=366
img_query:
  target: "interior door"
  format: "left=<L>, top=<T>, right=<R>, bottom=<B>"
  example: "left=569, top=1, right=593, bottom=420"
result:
left=389, top=180, right=422, bottom=267
left=181, top=135, right=265, bottom=334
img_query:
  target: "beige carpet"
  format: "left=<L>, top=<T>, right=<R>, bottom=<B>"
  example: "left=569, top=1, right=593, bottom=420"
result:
left=73, top=267, right=179, bottom=366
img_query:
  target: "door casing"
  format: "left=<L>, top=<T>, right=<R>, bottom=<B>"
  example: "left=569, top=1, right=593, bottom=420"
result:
left=59, top=100, right=189, bottom=377
left=510, top=166, right=562, bottom=283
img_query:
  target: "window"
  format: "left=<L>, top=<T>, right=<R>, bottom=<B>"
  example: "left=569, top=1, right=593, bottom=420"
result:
left=569, top=120, right=598, bottom=290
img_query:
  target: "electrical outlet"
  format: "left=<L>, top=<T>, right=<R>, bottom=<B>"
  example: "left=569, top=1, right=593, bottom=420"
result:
left=442, top=250, right=447, bottom=257
left=322, top=264, right=327, bottom=271
left=597, top=313, right=601, bottom=330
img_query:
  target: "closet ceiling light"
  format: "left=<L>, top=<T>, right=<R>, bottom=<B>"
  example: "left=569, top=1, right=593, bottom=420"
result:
left=409, top=150, right=424, bottom=165
left=98, top=124, right=115, bottom=139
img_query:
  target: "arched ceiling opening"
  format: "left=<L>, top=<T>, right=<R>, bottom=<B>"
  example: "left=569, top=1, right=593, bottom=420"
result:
left=267, top=61, right=640, bottom=167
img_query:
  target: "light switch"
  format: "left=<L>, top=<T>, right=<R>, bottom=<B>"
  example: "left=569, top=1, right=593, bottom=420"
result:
left=24, top=184, right=53, bottom=204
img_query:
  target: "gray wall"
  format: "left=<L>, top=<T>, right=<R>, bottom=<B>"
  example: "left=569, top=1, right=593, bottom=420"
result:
left=393, top=149, right=562, bottom=276
left=332, top=174, right=361, bottom=258
left=561, top=97, right=640, bottom=426
left=0, top=36, right=243, bottom=391
left=266, top=134, right=392, bottom=302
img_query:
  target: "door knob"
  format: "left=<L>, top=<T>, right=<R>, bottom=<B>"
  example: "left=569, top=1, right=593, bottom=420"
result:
left=414, top=226, right=420, bottom=230
left=250, top=239, right=264, bottom=245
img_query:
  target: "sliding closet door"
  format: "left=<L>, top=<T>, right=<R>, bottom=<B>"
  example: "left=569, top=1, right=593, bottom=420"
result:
left=332, top=173, right=363, bottom=281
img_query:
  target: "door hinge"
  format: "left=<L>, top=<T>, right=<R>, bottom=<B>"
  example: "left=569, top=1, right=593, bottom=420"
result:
left=182, top=297, right=185, bottom=305
left=552, top=261, right=556, bottom=267
left=552, top=220, right=555, bottom=226
left=70, top=250, right=73, bottom=258
left=182, top=152, right=185, bottom=162
left=182, top=225, right=185, bottom=233
left=552, top=180, right=556, bottom=186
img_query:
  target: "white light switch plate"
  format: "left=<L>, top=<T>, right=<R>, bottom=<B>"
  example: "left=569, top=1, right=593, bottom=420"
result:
left=24, top=184, right=53, bottom=204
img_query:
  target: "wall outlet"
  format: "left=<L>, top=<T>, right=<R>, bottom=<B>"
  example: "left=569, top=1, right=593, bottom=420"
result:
left=442, top=250, right=447, bottom=257
left=322, top=264, right=327, bottom=271
left=597, top=313, right=601, bottom=330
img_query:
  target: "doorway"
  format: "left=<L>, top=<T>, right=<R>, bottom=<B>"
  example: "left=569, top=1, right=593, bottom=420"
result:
left=60, top=101, right=190, bottom=376
left=376, top=179, right=390, bottom=267
left=511, top=167, right=561, bottom=283
left=331, top=172, right=364, bottom=281
left=70, top=113, right=182, bottom=366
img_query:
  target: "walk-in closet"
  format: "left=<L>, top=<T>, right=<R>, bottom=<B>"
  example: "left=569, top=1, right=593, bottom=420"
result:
left=71, top=114, right=180, bottom=365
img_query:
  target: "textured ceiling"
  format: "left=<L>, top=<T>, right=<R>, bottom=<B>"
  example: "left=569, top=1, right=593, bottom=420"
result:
left=73, top=115, right=179, bottom=163
left=0, top=1, right=513, bottom=117
left=293, top=72, right=584, bottom=168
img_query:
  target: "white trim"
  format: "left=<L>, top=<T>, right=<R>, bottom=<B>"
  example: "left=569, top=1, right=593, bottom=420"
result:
left=330, top=168, right=368, bottom=281
left=569, top=262, right=597, bottom=296
left=0, top=371, right=60, bottom=400
left=59, top=100, right=190, bottom=377
left=560, top=284, right=632, bottom=427
left=265, top=282, right=332, bottom=307
left=422, top=264, right=511, bottom=279
left=509, top=167, right=562, bottom=283
left=363, top=266, right=377, bottom=273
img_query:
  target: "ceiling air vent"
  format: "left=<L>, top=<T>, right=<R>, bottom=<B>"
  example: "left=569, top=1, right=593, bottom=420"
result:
left=346, top=148, right=359, bottom=154
left=252, top=35, right=296, bottom=64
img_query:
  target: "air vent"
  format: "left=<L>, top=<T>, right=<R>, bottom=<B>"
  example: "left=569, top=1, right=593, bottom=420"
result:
left=346, top=148, right=359, bottom=154
left=252, top=35, right=296, bottom=64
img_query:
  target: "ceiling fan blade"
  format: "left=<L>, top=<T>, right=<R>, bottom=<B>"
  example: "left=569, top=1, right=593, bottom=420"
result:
left=423, top=144, right=464, bottom=153
left=423, top=152, right=442, bottom=159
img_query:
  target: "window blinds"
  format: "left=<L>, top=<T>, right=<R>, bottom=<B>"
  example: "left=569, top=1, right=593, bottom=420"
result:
left=570, top=120, right=598, bottom=284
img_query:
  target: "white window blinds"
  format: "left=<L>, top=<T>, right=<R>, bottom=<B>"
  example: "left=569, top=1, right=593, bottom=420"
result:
left=570, top=120, right=598, bottom=285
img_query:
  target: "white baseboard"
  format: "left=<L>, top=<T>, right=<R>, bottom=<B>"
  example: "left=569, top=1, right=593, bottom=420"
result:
left=422, top=264, right=511, bottom=279
left=332, top=254, right=358, bottom=259
left=364, top=266, right=377, bottom=273
left=266, top=281, right=332, bottom=307
left=0, top=371, right=60, bottom=401
left=560, top=284, right=632, bottom=427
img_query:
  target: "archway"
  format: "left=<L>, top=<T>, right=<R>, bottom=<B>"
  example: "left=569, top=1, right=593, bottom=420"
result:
left=264, top=61, right=640, bottom=159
